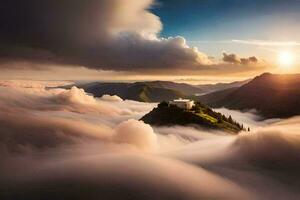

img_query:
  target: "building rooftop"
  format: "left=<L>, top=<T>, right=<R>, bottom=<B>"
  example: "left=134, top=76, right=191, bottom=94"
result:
left=171, top=98, right=193, bottom=103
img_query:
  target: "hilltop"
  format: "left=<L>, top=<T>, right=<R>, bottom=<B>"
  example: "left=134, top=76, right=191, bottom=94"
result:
left=141, top=101, right=245, bottom=133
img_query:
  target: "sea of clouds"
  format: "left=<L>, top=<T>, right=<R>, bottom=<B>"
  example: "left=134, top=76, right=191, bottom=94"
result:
left=0, top=81, right=300, bottom=200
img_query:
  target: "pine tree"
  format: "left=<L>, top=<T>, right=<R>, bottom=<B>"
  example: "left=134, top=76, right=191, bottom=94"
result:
left=228, top=115, right=233, bottom=123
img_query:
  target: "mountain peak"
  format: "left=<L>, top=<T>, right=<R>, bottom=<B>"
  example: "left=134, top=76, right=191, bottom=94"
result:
left=258, top=72, right=273, bottom=77
left=198, top=73, right=300, bottom=119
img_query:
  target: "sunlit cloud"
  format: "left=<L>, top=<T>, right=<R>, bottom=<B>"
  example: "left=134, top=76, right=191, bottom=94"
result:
left=232, top=39, right=300, bottom=47
left=189, top=39, right=300, bottom=47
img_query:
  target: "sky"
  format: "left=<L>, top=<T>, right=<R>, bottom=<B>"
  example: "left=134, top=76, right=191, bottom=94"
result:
left=153, top=0, right=300, bottom=58
left=1, top=0, right=300, bottom=83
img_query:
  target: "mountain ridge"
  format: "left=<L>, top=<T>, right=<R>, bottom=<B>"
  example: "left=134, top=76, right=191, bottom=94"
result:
left=198, top=73, right=300, bottom=118
left=60, top=80, right=248, bottom=102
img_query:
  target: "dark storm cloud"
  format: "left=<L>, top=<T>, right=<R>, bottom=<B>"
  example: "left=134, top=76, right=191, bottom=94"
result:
left=0, top=0, right=213, bottom=72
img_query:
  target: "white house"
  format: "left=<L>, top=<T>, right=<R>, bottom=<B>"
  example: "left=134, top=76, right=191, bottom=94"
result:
left=169, top=98, right=194, bottom=110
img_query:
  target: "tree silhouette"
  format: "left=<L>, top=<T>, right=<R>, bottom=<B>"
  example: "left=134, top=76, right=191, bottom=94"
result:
left=158, top=101, right=168, bottom=108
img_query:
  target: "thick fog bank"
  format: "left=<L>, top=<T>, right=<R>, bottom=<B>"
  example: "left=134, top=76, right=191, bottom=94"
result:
left=0, top=81, right=300, bottom=200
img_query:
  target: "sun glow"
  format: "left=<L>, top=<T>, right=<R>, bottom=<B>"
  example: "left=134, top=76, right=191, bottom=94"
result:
left=278, top=51, right=295, bottom=68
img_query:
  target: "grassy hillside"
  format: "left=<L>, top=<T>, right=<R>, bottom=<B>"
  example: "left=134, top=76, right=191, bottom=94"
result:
left=137, top=85, right=185, bottom=102
left=141, top=101, right=244, bottom=133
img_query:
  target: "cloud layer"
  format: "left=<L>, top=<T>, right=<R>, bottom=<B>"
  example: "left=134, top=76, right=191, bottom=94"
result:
left=1, top=81, right=300, bottom=199
left=0, top=0, right=213, bottom=73
left=0, top=82, right=157, bottom=153
left=0, top=0, right=266, bottom=75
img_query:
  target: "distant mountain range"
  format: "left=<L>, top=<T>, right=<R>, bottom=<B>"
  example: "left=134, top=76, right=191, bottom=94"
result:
left=64, top=80, right=248, bottom=102
left=195, top=80, right=249, bottom=95
left=69, top=82, right=186, bottom=102
left=60, top=73, right=300, bottom=119
left=198, top=73, right=300, bottom=119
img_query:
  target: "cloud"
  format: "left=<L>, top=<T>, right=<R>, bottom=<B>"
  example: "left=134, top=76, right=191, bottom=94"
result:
left=100, top=94, right=123, bottom=102
left=113, top=119, right=157, bottom=151
left=232, top=126, right=300, bottom=168
left=0, top=82, right=252, bottom=199
left=0, top=0, right=267, bottom=76
left=0, top=152, right=252, bottom=200
left=232, top=39, right=300, bottom=46
left=1, top=81, right=300, bottom=199
left=214, top=108, right=265, bottom=129
left=222, top=53, right=241, bottom=64
left=222, top=53, right=259, bottom=65
left=0, top=0, right=214, bottom=74
left=190, top=39, right=300, bottom=47
left=0, top=82, right=158, bottom=153
left=162, top=116, right=300, bottom=199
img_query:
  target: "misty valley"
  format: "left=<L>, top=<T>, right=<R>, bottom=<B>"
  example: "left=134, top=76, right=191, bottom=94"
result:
left=1, top=73, right=300, bottom=200
left=2, top=0, right=300, bottom=199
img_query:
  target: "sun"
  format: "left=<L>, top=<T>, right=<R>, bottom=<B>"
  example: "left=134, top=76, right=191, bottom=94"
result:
left=278, top=51, right=295, bottom=68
